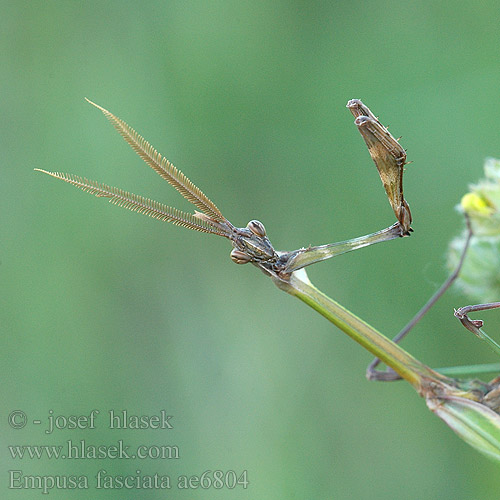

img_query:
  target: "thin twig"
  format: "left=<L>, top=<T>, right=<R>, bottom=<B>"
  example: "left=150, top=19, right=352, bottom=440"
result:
left=367, top=215, right=473, bottom=381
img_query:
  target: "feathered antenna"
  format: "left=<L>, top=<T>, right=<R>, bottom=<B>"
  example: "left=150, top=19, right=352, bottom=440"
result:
left=35, top=100, right=233, bottom=237
left=83, top=99, right=226, bottom=223
left=33, top=170, right=229, bottom=236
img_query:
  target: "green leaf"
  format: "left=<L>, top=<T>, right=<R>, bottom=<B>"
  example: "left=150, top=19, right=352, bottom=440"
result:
left=427, top=395, right=500, bottom=462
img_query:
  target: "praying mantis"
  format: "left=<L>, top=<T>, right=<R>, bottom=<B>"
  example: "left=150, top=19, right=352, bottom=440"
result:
left=36, top=99, right=406, bottom=279
left=36, top=98, right=500, bottom=461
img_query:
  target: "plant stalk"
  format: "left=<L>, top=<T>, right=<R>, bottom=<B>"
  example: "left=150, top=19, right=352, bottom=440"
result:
left=274, top=270, right=454, bottom=393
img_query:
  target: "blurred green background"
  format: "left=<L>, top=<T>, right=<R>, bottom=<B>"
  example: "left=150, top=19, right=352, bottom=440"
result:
left=3, top=1, right=500, bottom=498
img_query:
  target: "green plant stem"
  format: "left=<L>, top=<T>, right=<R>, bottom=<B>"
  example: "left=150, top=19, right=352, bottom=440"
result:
left=436, top=363, right=500, bottom=377
left=275, top=270, right=454, bottom=393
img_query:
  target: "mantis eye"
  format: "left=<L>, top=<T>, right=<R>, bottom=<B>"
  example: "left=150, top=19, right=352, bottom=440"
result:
left=247, top=220, right=266, bottom=237
left=230, top=249, right=252, bottom=264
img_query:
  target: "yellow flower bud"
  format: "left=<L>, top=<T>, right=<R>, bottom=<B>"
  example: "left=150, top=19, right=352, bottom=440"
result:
left=460, top=192, right=495, bottom=216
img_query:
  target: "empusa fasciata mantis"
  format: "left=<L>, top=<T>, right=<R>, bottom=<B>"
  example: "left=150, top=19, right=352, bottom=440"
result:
left=36, top=98, right=500, bottom=461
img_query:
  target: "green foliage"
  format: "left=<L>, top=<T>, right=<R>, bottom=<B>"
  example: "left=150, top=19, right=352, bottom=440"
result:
left=449, top=159, right=500, bottom=301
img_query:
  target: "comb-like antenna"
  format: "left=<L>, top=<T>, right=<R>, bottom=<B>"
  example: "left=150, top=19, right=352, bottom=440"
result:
left=34, top=170, right=230, bottom=237
left=85, top=98, right=226, bottom=224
